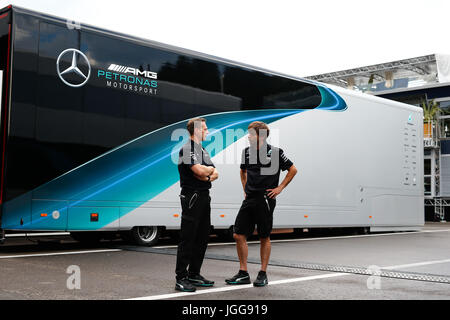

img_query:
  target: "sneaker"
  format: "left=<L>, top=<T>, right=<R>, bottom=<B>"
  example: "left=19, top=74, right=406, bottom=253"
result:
left=225, top=270, right=251, bottom=285
left=253, top=271, right=268, bottom=287
left=188, top=274, right=215, bottom=287
left=175, top=277, right=196, bottom=292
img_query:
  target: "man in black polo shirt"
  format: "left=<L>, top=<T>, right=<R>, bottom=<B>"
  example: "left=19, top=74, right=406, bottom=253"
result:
left=226, top=121, right=297, bottom=287
left=175, top=117, right=219, bottom=292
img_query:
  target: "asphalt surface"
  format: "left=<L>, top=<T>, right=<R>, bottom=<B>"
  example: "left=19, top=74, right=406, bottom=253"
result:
left=0, top=223, right=449, bottom=300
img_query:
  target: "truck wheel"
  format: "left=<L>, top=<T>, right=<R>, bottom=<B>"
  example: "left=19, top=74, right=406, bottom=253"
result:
left=127, top=226, right=161, bottom=246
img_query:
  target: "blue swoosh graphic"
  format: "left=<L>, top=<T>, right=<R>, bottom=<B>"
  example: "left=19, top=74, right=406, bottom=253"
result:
left=1, top=85, right=346, bottom=230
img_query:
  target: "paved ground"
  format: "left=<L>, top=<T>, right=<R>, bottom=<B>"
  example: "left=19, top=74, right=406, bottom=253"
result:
left=0, top=222, right=449, bottom=300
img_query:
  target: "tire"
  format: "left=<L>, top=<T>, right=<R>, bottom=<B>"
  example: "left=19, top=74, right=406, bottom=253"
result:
left=127, top=226, right=161, bottom=246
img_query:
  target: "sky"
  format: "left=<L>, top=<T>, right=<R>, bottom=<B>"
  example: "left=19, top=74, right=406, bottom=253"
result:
left=0, top=0, right=449, bottom=78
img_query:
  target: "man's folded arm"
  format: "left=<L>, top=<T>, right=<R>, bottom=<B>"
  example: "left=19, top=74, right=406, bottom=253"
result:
left=193, top=167, right=218, bottom=182
left=191, top=164, right=215, bottom=178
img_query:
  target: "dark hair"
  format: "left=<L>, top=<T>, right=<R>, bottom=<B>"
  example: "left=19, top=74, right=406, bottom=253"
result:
left=248, top=121, right=269, bottom=138
left=187, top=117, right=206, bottom=136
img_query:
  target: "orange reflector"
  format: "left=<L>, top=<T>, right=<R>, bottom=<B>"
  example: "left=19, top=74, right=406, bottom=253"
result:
left=220, top=214, right=225, bottom=218
left=369, top=216, right=373, bottom=219
left=41, top=213, right=48, bottom=217
left=304, top=215, right=308, bottom=218
left=174, top=214, right=179, bottom=218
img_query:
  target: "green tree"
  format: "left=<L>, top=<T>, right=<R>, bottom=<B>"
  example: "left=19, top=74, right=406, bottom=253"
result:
left=421, top=99, right=447, bottom=122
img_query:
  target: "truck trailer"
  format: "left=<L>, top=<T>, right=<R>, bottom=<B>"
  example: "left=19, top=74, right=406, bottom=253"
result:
left=0, top=5, right=424, bottom=245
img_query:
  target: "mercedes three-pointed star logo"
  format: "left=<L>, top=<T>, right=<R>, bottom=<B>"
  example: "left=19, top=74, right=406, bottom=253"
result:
left=56, top=48, right=91, bottom=88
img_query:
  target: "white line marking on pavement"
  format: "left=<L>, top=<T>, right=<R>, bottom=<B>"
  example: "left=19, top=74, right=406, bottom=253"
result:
left=0, top=249, right=122, bottom=259
left=127, top=257, right=450, bottom=300
left=126, top=273, right=348, bottom=300
left=383, top=258, right=450, bottom=270
left=153, top=228, right=450, bottom=249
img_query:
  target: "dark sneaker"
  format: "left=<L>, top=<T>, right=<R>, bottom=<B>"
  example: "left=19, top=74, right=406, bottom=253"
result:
left=253, top=271, right=268, bottom=287
left=188, top=274, right=215, bottom=287
left=225, top=270, right=251, bottom=285
left=175, top=277, right=196, bottom=292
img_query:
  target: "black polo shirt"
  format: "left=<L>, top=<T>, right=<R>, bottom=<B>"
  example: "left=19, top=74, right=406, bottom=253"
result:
left=240, top=144, right=293, bottom=195
left=178, top=139, right=215, bottom=191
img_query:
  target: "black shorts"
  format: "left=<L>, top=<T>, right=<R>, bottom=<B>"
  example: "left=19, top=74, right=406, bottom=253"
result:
left=234, top=193, right=276, bottom=238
